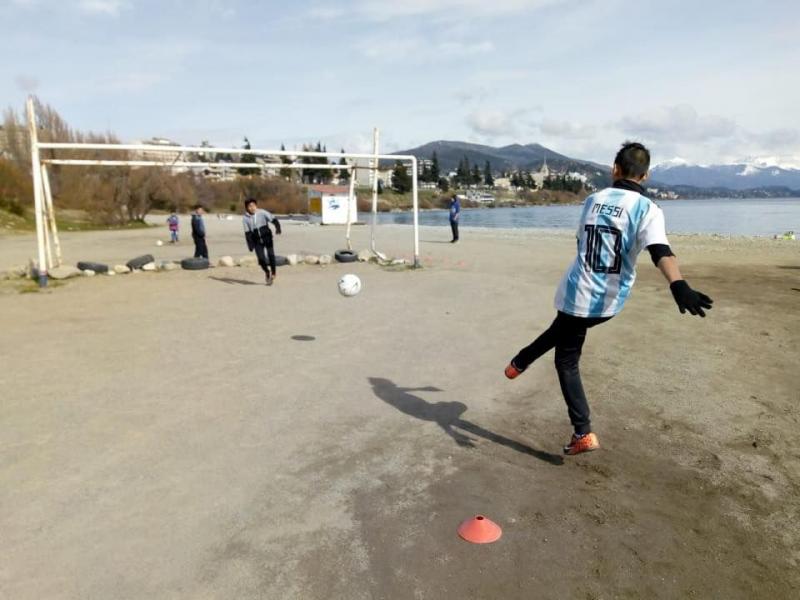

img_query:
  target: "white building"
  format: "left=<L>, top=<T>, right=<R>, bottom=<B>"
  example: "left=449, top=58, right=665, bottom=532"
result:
left=493, top=177, right=511, bottom=190
left=531, top=157, right=550, bottom=189
left=417, top=158, right=433, bottom=176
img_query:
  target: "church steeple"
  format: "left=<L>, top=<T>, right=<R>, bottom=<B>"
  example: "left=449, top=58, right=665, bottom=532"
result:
left=540, top=153, right=549, bottom=177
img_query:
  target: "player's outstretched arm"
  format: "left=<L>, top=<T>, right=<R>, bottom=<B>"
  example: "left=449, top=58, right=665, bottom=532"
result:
left=655, top=255, right=714, bottom=318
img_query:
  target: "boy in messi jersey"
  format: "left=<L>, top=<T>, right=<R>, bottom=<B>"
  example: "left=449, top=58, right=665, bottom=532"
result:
left=504, top=142, right=713, bottom=456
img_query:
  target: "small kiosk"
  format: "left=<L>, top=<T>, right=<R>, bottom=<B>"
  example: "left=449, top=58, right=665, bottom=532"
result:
left=307, top=185, right=357, bottom=225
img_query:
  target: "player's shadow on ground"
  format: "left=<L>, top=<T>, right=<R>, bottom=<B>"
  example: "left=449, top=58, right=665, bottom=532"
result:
left=368, top=377, right=563, bottom=466
left=209, top=276, right=259, bottom=286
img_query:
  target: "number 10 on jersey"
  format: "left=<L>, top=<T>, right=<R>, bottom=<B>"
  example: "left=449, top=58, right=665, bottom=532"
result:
left=584, top=224, right=622, bottom=274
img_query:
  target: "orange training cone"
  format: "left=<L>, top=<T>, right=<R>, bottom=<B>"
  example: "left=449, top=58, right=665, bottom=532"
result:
left=457, top=515, right=502, bottom=544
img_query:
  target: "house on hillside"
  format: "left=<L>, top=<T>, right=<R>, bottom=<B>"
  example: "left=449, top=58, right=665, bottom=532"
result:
left=493, top=177, right=511, bottom=190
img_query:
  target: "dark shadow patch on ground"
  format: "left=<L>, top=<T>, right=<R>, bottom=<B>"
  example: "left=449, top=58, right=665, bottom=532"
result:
left=368, top=377, right=563, bottom=465
left=209, top=276, right=259, bottom=286
left=291, top=335, right=316, bottom=341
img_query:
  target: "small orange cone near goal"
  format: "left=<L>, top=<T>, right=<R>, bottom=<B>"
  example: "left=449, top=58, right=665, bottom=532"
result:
left=457, top=515, right=502, bottom=544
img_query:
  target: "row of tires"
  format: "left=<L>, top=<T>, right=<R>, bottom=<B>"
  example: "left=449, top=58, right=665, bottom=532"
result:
left=76, top=250, right=360, bottom=273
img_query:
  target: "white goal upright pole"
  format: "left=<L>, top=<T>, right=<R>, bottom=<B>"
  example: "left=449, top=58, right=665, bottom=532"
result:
left=346, top=166, right=356, bottom=251
left=41, top=164, right=62, bottom=267
left=370, top=127, right=379, bottom=255
left=411, top=157, right=420, bottom=268
left=26, top=97, right=48, bottom=287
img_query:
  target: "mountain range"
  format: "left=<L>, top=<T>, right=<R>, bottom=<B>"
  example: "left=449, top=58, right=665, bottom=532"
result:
left=393, top=141, right=800, bottom=196
left=650, top=159, right=800, bottom=191
left=393, top=140, right=611, bottom=187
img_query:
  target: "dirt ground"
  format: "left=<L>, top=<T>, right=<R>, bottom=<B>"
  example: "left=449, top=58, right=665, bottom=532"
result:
left=1, top=220, right=799, bottom=599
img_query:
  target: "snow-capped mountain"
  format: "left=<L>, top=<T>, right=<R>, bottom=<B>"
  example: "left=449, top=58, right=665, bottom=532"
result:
left=739, top=155, right=800, bottom=170
left=651, top=158, right=800, bottom=190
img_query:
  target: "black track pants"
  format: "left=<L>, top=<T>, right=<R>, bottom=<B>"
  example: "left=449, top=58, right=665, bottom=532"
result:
left=511, top=311, right=611, bottom=435
left=193, top=236, right=208, bottom=259
left=254, top=236, right=276, bottom=276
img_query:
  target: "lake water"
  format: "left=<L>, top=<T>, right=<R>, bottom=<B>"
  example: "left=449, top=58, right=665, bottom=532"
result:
left=372, top=197, right=800, bottom=237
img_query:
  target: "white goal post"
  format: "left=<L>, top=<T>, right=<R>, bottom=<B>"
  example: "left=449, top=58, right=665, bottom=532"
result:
left=26, top=98, right=420, bottom=286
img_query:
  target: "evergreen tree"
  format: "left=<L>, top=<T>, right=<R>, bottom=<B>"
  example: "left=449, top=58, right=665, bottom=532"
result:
left=484, top=161, right=494, bottom=186
left=238, top=137, right=259, bottom=176
left=471, top=163, right=481, bottom=186
left=431, top=151, right=440, bottom=182
left=338, top=148, right=350, bottom=183
left=300, top=143, right=313, bottom=183
left=456, top=156, right=471, bottom=186
left=392, top=161, right=412, bottom=193
left=525, top=171, right=535, bottom=189
left=421, top=162, right=432, bottom=183
left=437, top=177, right=450, bottom=192
left=279, top=143, right=292, bottom=179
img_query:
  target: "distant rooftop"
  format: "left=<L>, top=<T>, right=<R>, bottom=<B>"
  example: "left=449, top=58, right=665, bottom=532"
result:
left=308, top=185, right=350, bottom=194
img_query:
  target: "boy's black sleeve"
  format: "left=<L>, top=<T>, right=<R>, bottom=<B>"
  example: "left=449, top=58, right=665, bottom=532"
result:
left=245, top=230, right=255, bottom=252
left=272, top=217, right=281, bottom=234
left=647, top=243, right=674, bottom=266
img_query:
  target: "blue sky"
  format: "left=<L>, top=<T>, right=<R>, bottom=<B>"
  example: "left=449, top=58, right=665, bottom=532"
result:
left=2, top=0, right=799, bottom=165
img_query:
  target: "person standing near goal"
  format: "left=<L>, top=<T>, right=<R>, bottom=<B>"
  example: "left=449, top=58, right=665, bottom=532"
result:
left=504, top=142, right=713, bottom=455
left=243, top=198, right=281, bottom=286
left=449, top=194, right=461, bottom=243
left=191, top=205, right=208, bottom=259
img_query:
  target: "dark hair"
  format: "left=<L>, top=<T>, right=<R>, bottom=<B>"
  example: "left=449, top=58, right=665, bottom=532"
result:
left=614, top=141, right=650, bottom=179
left=244, top=197, right=257, bottom=208
left=193, top=204, right=204, bottom=211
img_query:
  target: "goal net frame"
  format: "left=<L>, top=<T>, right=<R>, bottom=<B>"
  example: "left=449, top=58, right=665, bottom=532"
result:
left=25, top=97, right=420, bottom=286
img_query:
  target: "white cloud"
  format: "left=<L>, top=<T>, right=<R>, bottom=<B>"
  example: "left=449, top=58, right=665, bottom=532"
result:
left=102, top=71, right=165, bottom=93
left=466, top=108, right=527, bottom=137
left=310, top=0, right=565, bottom=21
left=78, top=0, right=130, bottom=16
left=308, top=6, right=346, bottom=20
left=748, top=128, right=800, bottom=150
left=614, top=105, right=800, bottom=165
left=618, top=105, right=736, bottom=143
left=355, top=36, right=494, bottom=62
left=539, top=119, right=596, bottom=140
left=14, top=74, right=39, bottom=93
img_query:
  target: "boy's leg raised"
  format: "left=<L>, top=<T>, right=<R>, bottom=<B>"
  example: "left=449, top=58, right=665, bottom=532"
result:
left=508, top=316, right=560, bottom=374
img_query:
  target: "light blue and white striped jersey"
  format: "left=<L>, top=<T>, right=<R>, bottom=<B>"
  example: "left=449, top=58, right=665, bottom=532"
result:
left=554, top=186, right=669, bottom=318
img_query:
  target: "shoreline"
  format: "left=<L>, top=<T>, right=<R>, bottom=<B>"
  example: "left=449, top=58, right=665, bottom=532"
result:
left=1, top=219, right=798, bottom=275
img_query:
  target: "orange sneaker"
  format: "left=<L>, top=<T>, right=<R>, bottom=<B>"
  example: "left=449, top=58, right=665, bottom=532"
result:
left=504, top=363, right=523, bottom=379
left=563, top=432, right=599, bottom=455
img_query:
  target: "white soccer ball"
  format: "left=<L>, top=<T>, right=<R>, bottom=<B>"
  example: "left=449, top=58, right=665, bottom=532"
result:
left=338, top=274, right=362, bottom=297
left=156, top=240, right=164, bottom=246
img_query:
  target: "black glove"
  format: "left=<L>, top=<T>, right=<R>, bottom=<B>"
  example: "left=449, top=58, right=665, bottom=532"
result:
left=670, top=280, right=713, bottom=317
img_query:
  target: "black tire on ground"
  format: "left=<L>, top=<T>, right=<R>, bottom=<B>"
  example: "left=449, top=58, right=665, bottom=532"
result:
left=181, top=257, right=210, bottom=270
left=274, top=255, right=289, bottom=267
left=126, top=254, right=155, bottom=270
left=334, top=249, right=358, bottom=263
left=76, top=261, right=109, bottom=274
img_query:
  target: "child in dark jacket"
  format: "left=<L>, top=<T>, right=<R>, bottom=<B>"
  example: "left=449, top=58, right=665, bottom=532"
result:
left=191, top=205, right=208, bottom=259
left=243, top=198, right=282, bottom=285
